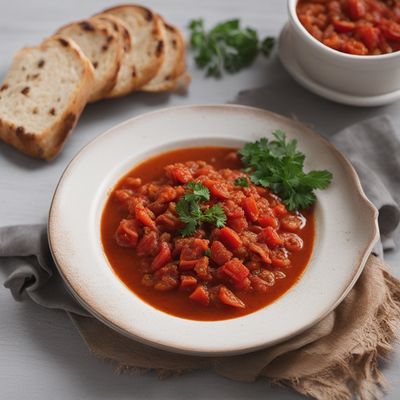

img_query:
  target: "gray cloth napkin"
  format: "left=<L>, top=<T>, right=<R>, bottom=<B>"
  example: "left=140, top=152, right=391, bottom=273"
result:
left=0, top=115, right=399, bottom=317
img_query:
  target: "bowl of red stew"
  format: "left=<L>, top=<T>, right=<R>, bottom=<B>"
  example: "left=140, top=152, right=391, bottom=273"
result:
left=287, top=0, right=400, bottom=98
left=48, top=105, right=378, bottom=355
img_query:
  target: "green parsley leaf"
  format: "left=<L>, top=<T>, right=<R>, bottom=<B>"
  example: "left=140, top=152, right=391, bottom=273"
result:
left=204, top=249, right=211, bottom=257
left=234, top=177, right=249, bottom=187
left=185, top=181, right=210, bottom=202
left=176, top=182, right=227, bottom=236
left=201, top=204, right=227, bottom=227
left=188, top=18, right=275, bottom=78
left=239, top=131, right=333, bottom=211
left=261, top=37, right=275, bottom=57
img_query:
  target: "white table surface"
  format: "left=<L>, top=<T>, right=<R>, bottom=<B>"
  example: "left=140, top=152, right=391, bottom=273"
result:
left=0, top=0, right=399, bottom=399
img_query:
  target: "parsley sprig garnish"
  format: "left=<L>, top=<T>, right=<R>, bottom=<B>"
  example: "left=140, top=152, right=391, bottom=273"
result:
left=239, top=131, right=333, bottom=210
left=188, top=18, right=275, bottom=78
left=234, top=177, right=249, bottom=187
left=176, top=182, right=227, bottom=236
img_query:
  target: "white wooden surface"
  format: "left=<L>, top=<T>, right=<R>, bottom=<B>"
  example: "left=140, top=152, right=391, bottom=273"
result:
left=0, top=0, right=399, bottom=399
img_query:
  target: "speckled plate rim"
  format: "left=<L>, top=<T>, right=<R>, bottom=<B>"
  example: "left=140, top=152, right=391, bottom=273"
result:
left=279, top=23, right=400, bottom=107
left=48, top=104, right=379, bottom=356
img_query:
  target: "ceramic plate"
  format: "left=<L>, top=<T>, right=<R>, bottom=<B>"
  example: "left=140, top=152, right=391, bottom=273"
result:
left=48, top=105, right=379, bottom=355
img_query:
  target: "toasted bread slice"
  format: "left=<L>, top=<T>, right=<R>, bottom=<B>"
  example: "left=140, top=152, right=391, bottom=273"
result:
left=100, top=5, right=166, bottom=97
left=141, top=21, right=187, bottom=92
left=94, top=14, right=132, bottom=54
left=0, top=36, right=94, bottom=160
left=57, top=17, right=123, bottom=102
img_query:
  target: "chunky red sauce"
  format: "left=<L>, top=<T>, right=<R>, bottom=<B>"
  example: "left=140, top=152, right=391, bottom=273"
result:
left=101, top=147, right=315, bottom=321
left=297, top=0, right=400, bottom=55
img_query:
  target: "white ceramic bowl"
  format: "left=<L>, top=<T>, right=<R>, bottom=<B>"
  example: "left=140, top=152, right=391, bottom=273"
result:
left=287, top=0, right=400, bottom=97
left=48, top=105, right=379, bottom=356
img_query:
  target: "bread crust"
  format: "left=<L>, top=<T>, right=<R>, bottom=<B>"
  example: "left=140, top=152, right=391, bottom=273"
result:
left=142, top=21, right=187, bottom=92
left=0, top=36, right=94, bottom=160
left=98, top=4, right=166, bottom=98
left=57, top=18, right=123, bottom=102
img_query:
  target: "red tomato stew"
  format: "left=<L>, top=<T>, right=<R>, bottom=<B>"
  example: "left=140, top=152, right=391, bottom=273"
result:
left=297, top=0, right=400, bottom=55
left=101, top=147, right=315, bottom=321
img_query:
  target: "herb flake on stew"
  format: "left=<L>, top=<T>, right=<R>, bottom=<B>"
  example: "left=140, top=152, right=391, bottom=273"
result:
left=176, top=182, right=227, bottom=236
left=239, top=131, right=333, bottom=211
left=234, top=177, right=249, bottom=187
left=188, top=18, right=275, bottom=78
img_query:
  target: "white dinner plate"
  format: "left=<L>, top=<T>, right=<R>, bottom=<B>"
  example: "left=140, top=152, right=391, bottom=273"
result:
left=48, top=105, right=379, bottom=355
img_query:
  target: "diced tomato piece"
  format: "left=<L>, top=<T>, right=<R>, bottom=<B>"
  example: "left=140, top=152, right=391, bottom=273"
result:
left=179, top=238, right=209, bottom=270
left=189, top=285, right=210, bottom=306
left=341, top=38, right=369, bottom=54
left=270, top=249, right=291, bottom=268
left=155, top=213, right=180, bottom=232
left=124, top=177, right=142, bottom=188
left=135, top=204, right=156, bottom=229
left=194, top=257, right=212, bottom=281
left=180, top=275, right=198, bottom=290
left=211, top=240, right=233, bottom=265
left=227, top=216, right=248, bottom=232
left=220, top=258, right=249, bottom=283
left=241, top=197, right=259, bottom=222
left=358, top=25, right=380, bottom=49
left=203, top=179, right=230, bottom=200
left=218, top=286, right=245, bottom=309
left=281, top=233, right=304, bottom=252
left=219, top=227, right=242, bottom=250
left=115, top=219, right=139, bottom=248
left=114, top=189, right=134, bottom=204
left=234, top=276, right=251, bottom=291
left=258, top=215, right=279, bottom=229
left=223, top=200, right=245, bottom=218
left=273, top=203, right=287, bottom=217
left=179, top=259, right=198, bottom=270
left=249, top=275, right=270, bottom=293
left=165, top=164, right=193, bottom=184
left=333, top=18, right=356, bottom=32
left=157, top=186, right=177, bottom=203
left=323, top=33, right=343, bottom=50
left=136, top=230, right=159, bottom=257
left=153, top=264, right=179, bottom=291
left=380, top=20, right=400, bottom=40
left=348, top=0, right=366, bottom=20
left=258, top=226, right=283, bottom=247
left=151, top=242, right=172, bottom=271
left=248, top=243, right=272, bottom=265
left=280, top=215, right=303, bottom=232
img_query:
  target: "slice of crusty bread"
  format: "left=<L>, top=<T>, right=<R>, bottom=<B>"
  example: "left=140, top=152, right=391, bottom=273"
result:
left=99, top=5, right=166, bottom=97
left=141, top=20, right=186, bottom=92
left=57, top=17, right=123, bottom=102
left=0, top=36, right=94, bottom=160
left=94, top=14, right=132, bottom=54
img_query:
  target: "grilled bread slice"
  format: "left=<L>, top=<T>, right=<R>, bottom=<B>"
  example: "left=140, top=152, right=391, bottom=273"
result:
left=57, top=17, right=123, bottom=102
left=100, top=4, right=166, bottom=97
left=0, top=36, right=94, bottom=160
left=141, top=21, right=186, bottom=92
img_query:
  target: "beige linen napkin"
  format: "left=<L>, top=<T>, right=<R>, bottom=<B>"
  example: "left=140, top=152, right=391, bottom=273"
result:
left=69, top=255, right=400, bottom=400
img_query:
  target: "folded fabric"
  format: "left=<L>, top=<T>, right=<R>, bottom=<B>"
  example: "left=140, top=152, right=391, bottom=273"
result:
left=1, top=114, right=400, bottom=400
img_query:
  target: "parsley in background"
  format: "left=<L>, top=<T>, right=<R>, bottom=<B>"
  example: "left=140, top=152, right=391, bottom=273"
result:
left=188, top=18, right=275, bottom=78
